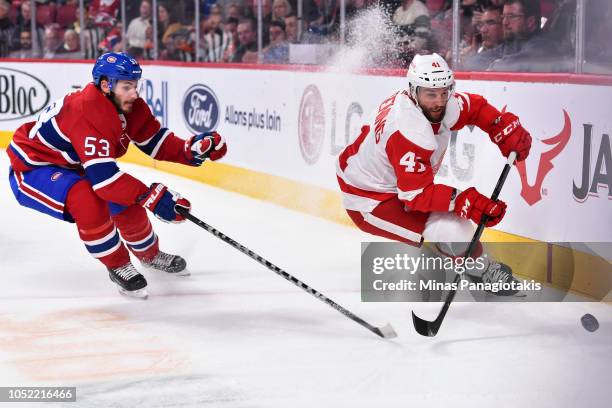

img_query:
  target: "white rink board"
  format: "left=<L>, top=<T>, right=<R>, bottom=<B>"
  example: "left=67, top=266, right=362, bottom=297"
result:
left=0, top=61, right=610, bottom=242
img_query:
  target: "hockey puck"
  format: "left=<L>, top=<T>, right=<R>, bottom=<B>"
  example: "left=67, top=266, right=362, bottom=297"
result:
left=580, top=313, right=599, bottom=332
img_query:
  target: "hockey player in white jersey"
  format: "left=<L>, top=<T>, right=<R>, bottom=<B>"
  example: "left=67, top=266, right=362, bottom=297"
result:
left=336, top=53, right=532, bottom=294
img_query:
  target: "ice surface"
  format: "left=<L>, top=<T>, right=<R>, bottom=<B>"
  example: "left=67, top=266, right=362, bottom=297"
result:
left=1, top=153, right=610, bottom=407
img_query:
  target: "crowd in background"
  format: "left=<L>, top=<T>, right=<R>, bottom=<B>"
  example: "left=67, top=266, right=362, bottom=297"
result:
left=0, top=0, right=610, bottom=73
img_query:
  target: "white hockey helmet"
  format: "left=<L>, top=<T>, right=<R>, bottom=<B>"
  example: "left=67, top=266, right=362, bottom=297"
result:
left=406, top=53, right=455, bottom=100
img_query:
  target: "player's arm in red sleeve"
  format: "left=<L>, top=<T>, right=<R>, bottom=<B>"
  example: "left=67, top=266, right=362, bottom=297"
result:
left=126, top=99, right=227, bottom=166
left=126, top=99, right=194, bottom=165
left=72, top=131, right=149, bottom=206
left=385, top=131, right=456, bottom=213
left=451, top=92, right=531, bottom=161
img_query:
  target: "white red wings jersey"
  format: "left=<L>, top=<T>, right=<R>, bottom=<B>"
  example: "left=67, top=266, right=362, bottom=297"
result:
left=8, top=83, right=193, bottom=205
left=336, top=90, right=500, bottom=214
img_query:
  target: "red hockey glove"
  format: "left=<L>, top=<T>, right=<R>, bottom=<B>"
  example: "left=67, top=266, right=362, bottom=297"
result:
left=138, top=183, right=191, bottom=223
left=185, top=131, right=227, bottom=165
left=454, top=187, right=507, bottom=227
left=488, top=112, right=532, bottom=162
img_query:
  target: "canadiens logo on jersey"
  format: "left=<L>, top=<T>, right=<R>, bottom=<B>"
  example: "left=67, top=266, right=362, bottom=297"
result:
left=119, top=133, right=130, bottom=150
left=50, top=172, right=62, bottom=181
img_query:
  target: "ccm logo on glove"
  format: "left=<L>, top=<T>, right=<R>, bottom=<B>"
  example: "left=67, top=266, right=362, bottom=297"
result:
left=488, top=112, right=532, bottom=162
left=492, top=118, right=520, bottom=143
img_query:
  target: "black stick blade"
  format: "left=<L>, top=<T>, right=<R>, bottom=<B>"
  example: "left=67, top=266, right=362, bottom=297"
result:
left=412, top=311, right=439, bottom=337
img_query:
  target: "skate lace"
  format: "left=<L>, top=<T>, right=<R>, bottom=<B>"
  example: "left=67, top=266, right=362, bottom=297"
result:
left=115, top=264, right=139, bottom=280
left=146, top=251, right=174, bottom=268
left=483, top=262, right=511, bottom=284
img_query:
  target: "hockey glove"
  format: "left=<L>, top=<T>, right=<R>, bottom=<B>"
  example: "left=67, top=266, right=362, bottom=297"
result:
left=138, top=183, right=191, bottom=223
left=454, top=187, right=507, bottom=227
left=488, top=112, right=532, bottom=162
left=185, top=131, right=227, bottom=165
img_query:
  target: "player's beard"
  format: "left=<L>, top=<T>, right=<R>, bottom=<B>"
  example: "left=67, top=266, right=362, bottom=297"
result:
left=422, top=106, right=446, bottom=123
left=111, top=94, right=135, bottom=114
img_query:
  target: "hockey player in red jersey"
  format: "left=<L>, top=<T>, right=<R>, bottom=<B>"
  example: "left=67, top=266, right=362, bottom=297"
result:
left=7, top=52, right=227, bottom=299
left=336, top=53, right=531, bottom=294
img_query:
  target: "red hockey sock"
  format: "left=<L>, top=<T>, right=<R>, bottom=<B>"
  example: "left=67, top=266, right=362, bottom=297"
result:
left=112, top=204, right=159, bottom=261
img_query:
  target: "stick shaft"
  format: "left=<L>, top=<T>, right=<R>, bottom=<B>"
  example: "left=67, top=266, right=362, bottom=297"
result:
left=179, top=209, right=395, bottom=338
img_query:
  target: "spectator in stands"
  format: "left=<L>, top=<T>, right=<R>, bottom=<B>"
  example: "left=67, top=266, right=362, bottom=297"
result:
left=42, top=24, right=64, bottom=59
left=427, top=0, right=455, bottom=56
left=263, top=20, right=289, bottom=63
left=487, top=0, right=564, bottom=71
left=392, top=0, right=430, bottom=27
left=9, top=30, right=35, bottom=59
left=15, top=0, right=43, bottom=54
left=248, top=0, right=272, bottom=45
left=461, top=5, right=504, bottom=70
left=70, top=5, right=104, bottom=59
left=230, top=17, right=258, bottom=63
left=284, top=13, right=299, bottom=43
left=0, top=0, right=18, bottom=58
left=61, top=29, right=82, bottom=59
left=209, top=4, right=224, bottom=17
left=199, top=13, right=232, bottom=62
left=158, top=2, right=183, bottom=52
left=390, top=22, right=434, bottom=68
left=307, top=0, right=338, bottom=39
left=225, top=3, right=244, bottom=20
left=222, top=16, right=239, bottom=61
left=142, top=24, right=154, bottom=59
left=162, top=27, right=194, bottom=62
left=89, top=0, right=120, bottom=29
left=126, top=0, right=152, bottom=57
left=98, top=21, right=123, bottom=53
left=272, top=0, right=291, bottom=22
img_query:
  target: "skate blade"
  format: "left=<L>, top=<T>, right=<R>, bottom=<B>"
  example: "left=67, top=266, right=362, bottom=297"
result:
left=118, top=287, right=149, bottom=300
left=173, top=268, right=190, bottom=277
left=142, top=265, right=191, bottom=277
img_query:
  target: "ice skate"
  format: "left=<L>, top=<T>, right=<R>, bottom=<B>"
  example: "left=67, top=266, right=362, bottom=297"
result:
left=141, top=251, right=190, bottom=276
left=108, top=262, right=149, bottom=299
left=466, top=261, right=521, bottom=296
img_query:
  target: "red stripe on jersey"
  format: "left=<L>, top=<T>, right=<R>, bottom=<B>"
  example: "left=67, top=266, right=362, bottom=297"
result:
left=336, top=175, right=397, bottom=201
left=450, top=93, right=500, bottom=132
left=14, top=171, right=64, bottom=212
left=338, top=125, right=370, bottom=172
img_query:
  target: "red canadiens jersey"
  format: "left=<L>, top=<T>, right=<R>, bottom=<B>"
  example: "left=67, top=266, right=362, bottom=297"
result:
left=336, top=90, right=501, bottom=216
left=8, top=83, right=193, bottom=206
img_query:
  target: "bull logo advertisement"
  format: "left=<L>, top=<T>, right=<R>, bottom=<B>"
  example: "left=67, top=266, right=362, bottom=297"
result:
left=573, top=124, right=611, bottom=202
left=515, top=110, right=571, bottom=206
left=298, top=84, right=325, bottom=165
left=182, top=84, right=220, bottom=134
left=0, top=68, right=50, bottom=121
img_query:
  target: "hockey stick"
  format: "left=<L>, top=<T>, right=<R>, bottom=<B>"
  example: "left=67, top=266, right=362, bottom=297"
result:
left=411, top=151, right=518, bottom=337
left=177, top=208, right=397, bottom=339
